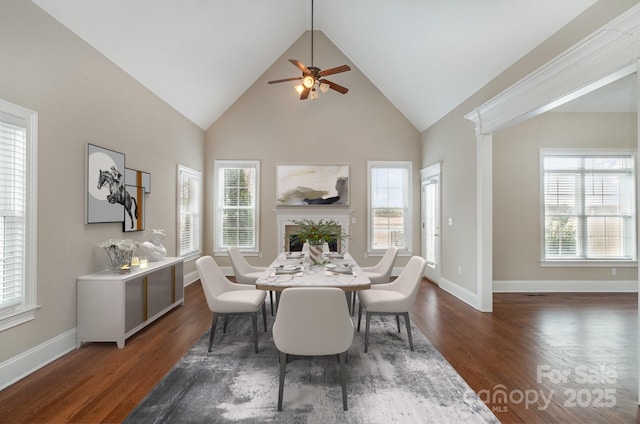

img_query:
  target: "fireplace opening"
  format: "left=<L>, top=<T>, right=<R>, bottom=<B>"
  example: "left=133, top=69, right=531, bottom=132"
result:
left=285, top=224, right=340, bottom=252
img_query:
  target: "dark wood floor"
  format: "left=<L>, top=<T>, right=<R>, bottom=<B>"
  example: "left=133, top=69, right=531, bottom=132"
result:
left=0, top=280, right=637, bottom=423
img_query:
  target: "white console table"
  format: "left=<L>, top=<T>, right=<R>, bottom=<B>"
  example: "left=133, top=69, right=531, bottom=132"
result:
left=77, top=257, right=184, bottom=348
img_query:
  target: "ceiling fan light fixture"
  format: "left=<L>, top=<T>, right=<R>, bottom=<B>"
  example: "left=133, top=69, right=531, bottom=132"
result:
left=294, top=84, right=304, bottom=94
left=303, top=76, right=315, bottom=89
left=319, top=82, right=329, bottom=94
left=310, top=89, right=319, bottom=100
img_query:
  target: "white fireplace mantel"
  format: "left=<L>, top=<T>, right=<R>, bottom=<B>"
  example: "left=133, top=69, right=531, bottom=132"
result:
left=274, top=208, right=353, bottom=254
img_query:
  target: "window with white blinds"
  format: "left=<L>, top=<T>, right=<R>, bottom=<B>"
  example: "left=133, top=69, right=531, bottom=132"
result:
left=214, top=160, right=260, bottom=253
left=542, top=151, right=636, bottom=262
left=0, top=99, right=37, bottom=332
left=368, top=161, right=412, bottom=254
left=177, top=165, right=202, bottom=259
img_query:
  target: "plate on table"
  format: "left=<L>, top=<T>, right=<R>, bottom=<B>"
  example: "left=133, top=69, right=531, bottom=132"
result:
left=285, top=252, right=305, bottom=259
left=275, top=265, right=302, bottom=275
left=324, top=252, right=344, bottom=259
left=326, top=264, right=353, bottom=274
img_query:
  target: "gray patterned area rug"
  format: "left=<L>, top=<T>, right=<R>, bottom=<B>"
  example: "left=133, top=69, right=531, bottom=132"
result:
left=124, top=315, right=499, bottom=424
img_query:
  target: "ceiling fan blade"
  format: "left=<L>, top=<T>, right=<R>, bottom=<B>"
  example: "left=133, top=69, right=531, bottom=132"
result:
left=322, top=79, right=349, bottom=94
left=268, top=76, right=303, bottom=84
left=289, top=59, right=311, bottom=74
left=318, top=65, right=351, bottom=77
left=300, top=86, right=311, bottom=100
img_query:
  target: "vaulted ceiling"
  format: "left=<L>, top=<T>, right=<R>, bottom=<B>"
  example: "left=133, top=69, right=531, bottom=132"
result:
left=32, top=0, right=599, bottom=132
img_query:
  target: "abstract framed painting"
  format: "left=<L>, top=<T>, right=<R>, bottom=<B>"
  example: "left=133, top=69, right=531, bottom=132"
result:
left=86, top=144, right=126, bottom=224
left=276, top=164, right=349, bottom=206
left=123, top=184, right=144, bottom=232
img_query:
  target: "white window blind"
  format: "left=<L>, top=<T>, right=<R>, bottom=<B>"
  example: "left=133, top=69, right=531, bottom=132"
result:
left=177, top=165, right=202, bottom=259
left=214, top=160, right=260, bottom=253
left=0, top=98, right=37, bottom=332
left=0, top=119, right=26, bottom=311
left=542, top=152, right=635, bottom=261
left=368, top=161, right=412, bottom=253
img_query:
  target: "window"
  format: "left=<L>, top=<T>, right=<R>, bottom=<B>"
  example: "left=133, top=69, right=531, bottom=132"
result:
left=0, top=99, right=38, bottom=332
left=542, top=151, right=635, bottom=262
left=177, top=165, right=202, bottom=260
left=368, top=161, right=412, bottom=254
left=214, top=160, right=260, bottom=253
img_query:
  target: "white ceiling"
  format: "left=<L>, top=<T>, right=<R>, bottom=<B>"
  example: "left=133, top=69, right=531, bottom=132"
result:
left=32, top=0, right=600, bottom=132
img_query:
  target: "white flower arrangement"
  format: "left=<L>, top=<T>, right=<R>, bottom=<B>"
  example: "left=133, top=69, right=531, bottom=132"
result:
left=97, top=239, right=141, bottom=273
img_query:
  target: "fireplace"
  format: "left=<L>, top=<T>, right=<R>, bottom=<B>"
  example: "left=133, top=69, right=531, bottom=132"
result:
left=275, top=208, right=352, bottom=254
left=284, top=224, right=340, bottom=252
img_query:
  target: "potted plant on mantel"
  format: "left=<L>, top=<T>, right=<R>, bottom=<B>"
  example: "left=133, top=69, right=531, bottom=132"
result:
left=290, top=218, right=347, bottom=264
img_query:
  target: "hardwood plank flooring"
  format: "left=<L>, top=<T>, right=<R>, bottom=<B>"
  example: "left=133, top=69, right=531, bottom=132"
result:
left=0, top=280, right=637, bottom=423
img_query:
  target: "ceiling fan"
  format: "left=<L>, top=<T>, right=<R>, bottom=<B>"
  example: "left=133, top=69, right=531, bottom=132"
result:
left=268, top=0, right=351, bottom=100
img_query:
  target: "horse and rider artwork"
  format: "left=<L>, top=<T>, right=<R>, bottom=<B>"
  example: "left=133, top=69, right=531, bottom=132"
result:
left=87, top=144, right=150, bottom=232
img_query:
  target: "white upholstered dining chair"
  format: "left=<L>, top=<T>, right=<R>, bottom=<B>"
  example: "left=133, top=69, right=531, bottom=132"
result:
left=357, top=255, right=427, bottom=353
left=196, top=256, right=267, bottom=353
left=360, top=246, right=398, bottom=284
left=228, top=246, right=275, bottom=315
left=272, top=287, right=355, bottom=411
left=351, top=246, right=398, bottom=313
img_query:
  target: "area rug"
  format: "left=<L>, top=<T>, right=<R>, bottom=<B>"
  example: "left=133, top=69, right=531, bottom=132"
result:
left=124, top=315, right=499, bottom=424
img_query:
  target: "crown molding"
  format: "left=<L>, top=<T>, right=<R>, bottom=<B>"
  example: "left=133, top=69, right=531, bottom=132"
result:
left=465, top=3, right=640, bottom=135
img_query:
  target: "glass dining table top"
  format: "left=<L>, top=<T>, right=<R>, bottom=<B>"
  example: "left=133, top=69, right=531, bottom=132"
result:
left=255, top=252, right=371, bottom=292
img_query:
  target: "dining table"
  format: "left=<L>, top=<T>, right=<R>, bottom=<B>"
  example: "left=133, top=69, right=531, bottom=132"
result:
left=255, top=251, right=371, bottom=313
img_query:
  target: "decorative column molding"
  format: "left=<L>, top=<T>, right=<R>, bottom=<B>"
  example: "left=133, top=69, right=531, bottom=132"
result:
left=465, top=3, right=640, bottom=135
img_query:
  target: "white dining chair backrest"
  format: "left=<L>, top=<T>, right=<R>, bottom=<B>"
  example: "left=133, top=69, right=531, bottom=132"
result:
left=228, top=246, right=256, bottom=276
left=384, top=255, right=426, bottom=305
left=366, top=246, right=398, bottom=275
left=196, top=255, right=240, bottom=310
left=273, top=287, right=354, bottom=356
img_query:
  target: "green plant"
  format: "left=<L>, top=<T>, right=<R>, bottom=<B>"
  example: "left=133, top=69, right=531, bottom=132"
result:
left=291, top=219, right=346, bottom=246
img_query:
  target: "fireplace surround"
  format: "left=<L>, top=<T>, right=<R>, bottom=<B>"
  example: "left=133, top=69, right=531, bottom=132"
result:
left=275, top=208, right=352, bottom=254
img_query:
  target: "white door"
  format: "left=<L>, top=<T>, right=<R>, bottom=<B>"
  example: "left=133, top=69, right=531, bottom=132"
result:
left=421, top=164, right=441, bottom=279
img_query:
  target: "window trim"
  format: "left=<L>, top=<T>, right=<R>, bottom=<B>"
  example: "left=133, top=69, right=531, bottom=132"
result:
left=367, top=160, right=413, bottom=256
left=539, top=148, right=636, bottom=265
left=213, top=160, right=260, bottom=255
left=176, top=164, right=202, bottom=262
left=0, top=98, right=38, bottom=332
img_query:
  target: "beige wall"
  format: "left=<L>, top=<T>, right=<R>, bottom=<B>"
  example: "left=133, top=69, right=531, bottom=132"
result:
left=205, top=31, right=421, bottom=268
left=421, top=0, right=639, bottom=298
left=494, top=112, right=637, bottom=282
left=0, top=1, right=204, bottom=363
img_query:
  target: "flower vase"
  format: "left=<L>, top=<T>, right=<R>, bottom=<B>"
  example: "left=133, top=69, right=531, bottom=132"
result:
left=308, top=243, right=324, bottom=264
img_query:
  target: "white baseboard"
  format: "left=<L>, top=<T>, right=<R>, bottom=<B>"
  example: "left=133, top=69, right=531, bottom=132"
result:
left=494, top=280, right=638, bottom=292
left=0, top=328, right=76, bottom=391
left=428, top=274, right=483, bottom=310
left=184, top=270, right=200, bottom=286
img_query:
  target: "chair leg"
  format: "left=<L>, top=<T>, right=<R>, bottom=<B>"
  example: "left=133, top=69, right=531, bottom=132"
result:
left=270, top=291, right=274, bottom=316
left=339, top=351, right=348, bottom=411
left=223, top=315, right=229, bottom=333
left=404, top=312, right=414, bottom=351
left=357, top=304, right=363, bottom=332
left=396, top=314, right=401, bottom=333
left=364, top=312, right=371, bottom=353
left=251, top=312, right=259, bottom=353
left=208, top=314, right=218, bottom=352
left=262, top=302, right=267, bottom=332
left=351, top=292, right=356, bottom=316
left=278, top=351, right=287, bottom=411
